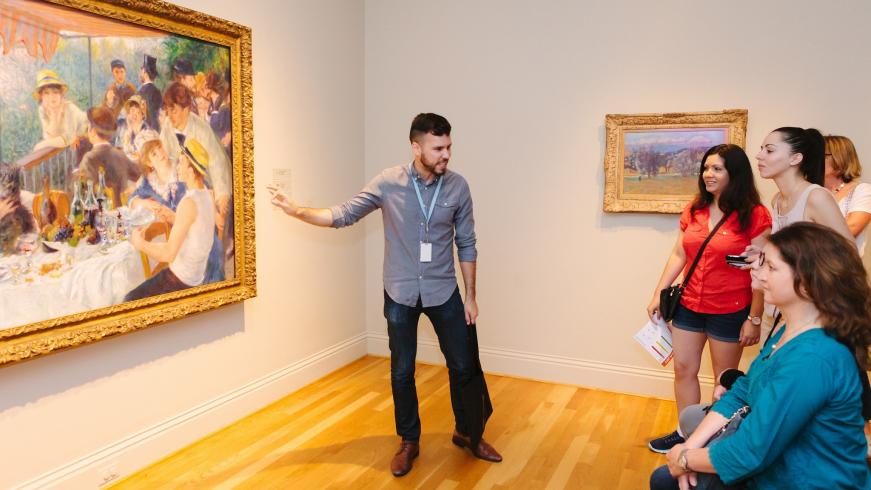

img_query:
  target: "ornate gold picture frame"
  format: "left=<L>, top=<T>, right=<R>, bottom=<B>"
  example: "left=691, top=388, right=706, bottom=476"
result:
left=603, top=109, right=748, bottom=213
left=0, top=0, right=255, bottom=366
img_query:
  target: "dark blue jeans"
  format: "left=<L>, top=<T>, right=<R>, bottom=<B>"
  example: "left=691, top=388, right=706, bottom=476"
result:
left=384, top=287, right=473, bottom=442
left=650, top=465, right=680, bottom=490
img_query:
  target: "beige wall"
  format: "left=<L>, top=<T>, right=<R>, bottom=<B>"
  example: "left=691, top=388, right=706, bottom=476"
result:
left=1, top=1, right=365, bottom=488
left=5, top=0, right=871, bottom=487
left=363, top=0, right=871, bottom=396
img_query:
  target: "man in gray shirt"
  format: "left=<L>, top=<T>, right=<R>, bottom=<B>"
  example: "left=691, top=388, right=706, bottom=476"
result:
left=268, top=113, right=501, bottom=477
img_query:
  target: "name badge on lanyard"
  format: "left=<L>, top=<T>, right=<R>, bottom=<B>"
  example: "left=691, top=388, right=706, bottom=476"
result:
left=410, top=163, right=443, bottom=263
left=420, top=242, right=433, bottom=262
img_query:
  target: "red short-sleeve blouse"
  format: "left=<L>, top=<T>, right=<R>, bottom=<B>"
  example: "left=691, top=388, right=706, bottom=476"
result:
left=678, top=203, right=772, bottom=314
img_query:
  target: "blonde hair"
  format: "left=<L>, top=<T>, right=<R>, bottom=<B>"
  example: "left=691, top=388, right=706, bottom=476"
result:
left=825, top=135, right=862, bottom=182
left=194, top=72, right=207, bottom=96
left=138, top=139, right=164, bottom=174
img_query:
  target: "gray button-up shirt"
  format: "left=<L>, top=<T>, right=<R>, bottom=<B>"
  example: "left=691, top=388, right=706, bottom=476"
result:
left=330, top=163, right=477, bottom=307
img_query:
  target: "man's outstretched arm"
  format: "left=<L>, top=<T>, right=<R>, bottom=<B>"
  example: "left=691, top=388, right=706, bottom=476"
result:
left=267, top=183, right=334, bottom=227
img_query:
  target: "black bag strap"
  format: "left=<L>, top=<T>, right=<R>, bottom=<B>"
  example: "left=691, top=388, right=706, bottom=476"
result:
left=774, top=319, right=871, bottom=420
left=467, top=324, right=484, bottom=375
left=854, top=356, right=871, bottom=421
left=763, top=311, right=784, bottom=346
left=680, top=210, right=733, bottom=288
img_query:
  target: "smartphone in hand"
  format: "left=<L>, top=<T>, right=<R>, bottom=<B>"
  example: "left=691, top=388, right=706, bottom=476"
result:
left=725, top=254, right=749, bottom=267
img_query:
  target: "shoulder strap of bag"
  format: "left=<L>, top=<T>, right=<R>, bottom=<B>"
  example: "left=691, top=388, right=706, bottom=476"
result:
left=468, top=324, right=485, bottom=374
left=681, top=210, right=733, bottom=288
left=854, top=356, right=871, bottom=421
left=763, top=311, right=784, bottom=346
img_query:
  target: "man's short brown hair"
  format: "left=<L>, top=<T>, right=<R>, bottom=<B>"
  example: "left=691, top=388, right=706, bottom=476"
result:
left=163, top=81, right=192, bottom=110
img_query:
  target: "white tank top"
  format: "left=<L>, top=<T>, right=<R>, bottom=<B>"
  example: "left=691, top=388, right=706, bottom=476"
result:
left=767, top=183, right=825, bottom=321
left=170, top=189, right=215, bottom=286
left=771, top=184, right=822, bottom=233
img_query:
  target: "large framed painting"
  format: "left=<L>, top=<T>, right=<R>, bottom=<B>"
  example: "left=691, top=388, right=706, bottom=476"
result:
left=0, top=0, right=255, bottom=365
left=603, top=109, right=748, bottom=213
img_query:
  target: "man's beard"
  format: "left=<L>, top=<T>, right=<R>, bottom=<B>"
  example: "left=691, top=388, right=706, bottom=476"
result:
left=420, top=154, right=447, bottom=175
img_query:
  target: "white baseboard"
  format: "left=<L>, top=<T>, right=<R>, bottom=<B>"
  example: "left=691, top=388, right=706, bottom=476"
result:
left=16, top=332, right=368, bottom=490
left=366, top=332, right=714, bottom=400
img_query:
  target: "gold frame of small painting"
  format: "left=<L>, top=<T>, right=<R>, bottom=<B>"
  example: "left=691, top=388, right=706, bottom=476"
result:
left=0, top=0, right=255, bottom=366
left=603, top=109, right=748, bottom=213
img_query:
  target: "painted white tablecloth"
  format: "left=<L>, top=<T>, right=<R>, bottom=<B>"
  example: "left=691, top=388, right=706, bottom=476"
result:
left=0, top=241, right=145, bottom=330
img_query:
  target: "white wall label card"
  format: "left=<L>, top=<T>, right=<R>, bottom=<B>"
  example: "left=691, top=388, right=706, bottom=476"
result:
left=272, top=168, right=293, bottom=197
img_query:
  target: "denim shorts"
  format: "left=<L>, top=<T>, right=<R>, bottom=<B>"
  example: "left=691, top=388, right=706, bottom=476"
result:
left=671, top=303, right=750, bottom=343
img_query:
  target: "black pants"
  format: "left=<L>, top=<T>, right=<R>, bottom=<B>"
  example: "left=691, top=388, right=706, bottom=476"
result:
left=384, top=288, right=473, bottom=442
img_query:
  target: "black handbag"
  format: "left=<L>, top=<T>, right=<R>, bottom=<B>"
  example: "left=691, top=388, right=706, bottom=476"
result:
left=659, top=211, right=732, bottom=322
left=694, top=405, right=751, bottom=490
left=678, top=404, right=750, bottom=490
left=460, top=324, right=493, bottom=447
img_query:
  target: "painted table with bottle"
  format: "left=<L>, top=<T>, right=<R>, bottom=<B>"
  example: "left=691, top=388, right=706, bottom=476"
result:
left=0, top=180, right=156, bottom=330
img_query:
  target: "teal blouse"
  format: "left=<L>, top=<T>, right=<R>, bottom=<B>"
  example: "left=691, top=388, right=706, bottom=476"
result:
left=709, top=327, right=869, bottom=489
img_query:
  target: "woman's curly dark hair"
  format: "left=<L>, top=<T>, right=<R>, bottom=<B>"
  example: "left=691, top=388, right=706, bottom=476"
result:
left=769, top=222, right=871, bottom=368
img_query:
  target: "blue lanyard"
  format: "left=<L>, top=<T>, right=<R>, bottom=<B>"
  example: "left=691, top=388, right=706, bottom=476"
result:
left=409, top=163, right=443, bottom=232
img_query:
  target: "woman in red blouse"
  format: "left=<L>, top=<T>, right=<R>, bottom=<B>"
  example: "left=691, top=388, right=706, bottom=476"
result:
left=646, top=144, right=772, bottom=453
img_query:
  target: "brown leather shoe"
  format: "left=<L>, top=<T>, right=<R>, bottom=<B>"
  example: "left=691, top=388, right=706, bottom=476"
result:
left=451, top=431, right=503, bottom=462
left=390, top=441, right=420, bottom=477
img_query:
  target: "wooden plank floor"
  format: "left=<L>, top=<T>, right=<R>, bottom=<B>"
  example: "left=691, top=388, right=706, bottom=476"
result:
left=113, top=356, right=677, bottom=489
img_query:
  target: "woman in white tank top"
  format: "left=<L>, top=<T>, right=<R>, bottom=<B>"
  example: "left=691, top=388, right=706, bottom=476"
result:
left=126, top=137, right=217, bottom=301
left=754, top=127, right=851, bottom=238
left=745, top=128, right=853, bottom=338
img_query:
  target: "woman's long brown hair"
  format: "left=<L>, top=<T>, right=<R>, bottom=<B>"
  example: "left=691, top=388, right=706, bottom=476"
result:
left=769, top=222, right=871, bottom=368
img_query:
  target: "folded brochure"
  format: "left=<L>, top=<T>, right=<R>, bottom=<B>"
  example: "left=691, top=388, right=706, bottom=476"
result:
left=634, top=317, right=673, bottom=367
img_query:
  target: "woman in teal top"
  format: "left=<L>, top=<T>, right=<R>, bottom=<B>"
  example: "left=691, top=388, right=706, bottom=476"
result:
left=651, top=222, right=871, bottom=489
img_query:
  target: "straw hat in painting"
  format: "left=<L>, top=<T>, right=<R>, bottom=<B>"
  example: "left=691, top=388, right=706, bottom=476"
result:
left=32, top=69, right=68, bottom=100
